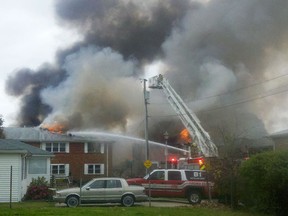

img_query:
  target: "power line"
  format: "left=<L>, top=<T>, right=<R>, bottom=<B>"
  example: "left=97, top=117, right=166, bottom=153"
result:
left=149, top=71, right=288, bottom=106
left=149, top=82, right=288, bottom=118
left=201, top=84, right=288, bottom=113
left=189, top=72, right=288, bottom=102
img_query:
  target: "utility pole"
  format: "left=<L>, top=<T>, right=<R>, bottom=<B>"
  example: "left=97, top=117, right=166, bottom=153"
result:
left=143, top=79, right=150, bottom=161
left=143, top=78, right=151, bottom=207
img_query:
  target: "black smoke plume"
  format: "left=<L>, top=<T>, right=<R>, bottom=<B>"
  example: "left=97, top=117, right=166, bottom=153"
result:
left=55, top=0, right=191, bottom=62
left=5, top=0, right=190, bottom=132
left=5, top=0, right=288, bottom=143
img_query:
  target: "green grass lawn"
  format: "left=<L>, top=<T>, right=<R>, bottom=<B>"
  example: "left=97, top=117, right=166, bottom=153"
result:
left=0, top=201, right=268, bottom=216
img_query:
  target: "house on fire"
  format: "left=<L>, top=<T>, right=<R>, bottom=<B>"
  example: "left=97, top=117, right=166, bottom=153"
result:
left=0, top=139, right=53, bottom=202
left=4, top=127, right=188, bottom=184
left=4, top=127, right=113, bottom=184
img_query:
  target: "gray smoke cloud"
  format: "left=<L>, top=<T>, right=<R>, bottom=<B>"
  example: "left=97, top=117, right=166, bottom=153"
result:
left=5, top=0, right=191, bottom=132
left=41, top=47, right=142, bottom=131
left=5, top=0, right=288, bottom=140
left=160, top=0, right=288, bottom=138
left=55, top=0, right=191, bottom=63
left=5, top=65, right=66, bottom=126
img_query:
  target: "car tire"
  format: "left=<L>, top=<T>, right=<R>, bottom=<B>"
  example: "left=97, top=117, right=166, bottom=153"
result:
left=121, top=195, right=135, bottom=207
left=187, top=191, right=201, bottom=204
left=66, top=195, right=79, bottom=207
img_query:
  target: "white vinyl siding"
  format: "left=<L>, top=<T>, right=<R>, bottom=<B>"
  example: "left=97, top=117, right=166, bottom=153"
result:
left=0, top=154, right=21, bottom=202
left=84, top=164, right=104, bottom=175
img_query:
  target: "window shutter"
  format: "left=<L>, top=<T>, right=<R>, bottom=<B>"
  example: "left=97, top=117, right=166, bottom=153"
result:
left=84, top=164, right=88, bottom=175
left=65, top=142, right=70, bottom=153
left=100, top=164, right=105, bottom=174
left=65, top=164, right=70, bottom=176
left=100, top=143, right=104, bottom=154
left=84, top=143, right=88, bottom=153
left=41, top=143, right=46, bottom=150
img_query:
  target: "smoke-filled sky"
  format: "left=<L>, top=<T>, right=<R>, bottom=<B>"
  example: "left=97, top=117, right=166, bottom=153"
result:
left=2, top=0, right=288, bottom=140
left=0, top=0, right=79, bottom=125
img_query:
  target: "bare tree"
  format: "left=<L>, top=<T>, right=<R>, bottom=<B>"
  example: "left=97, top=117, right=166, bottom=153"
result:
left=208, top=118, right=250, bottom=209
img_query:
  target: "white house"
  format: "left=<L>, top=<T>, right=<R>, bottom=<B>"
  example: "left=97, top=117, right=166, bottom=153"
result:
left=0, top=139, right=53, bottom=202
left=269, top=129, right=288, bottom=151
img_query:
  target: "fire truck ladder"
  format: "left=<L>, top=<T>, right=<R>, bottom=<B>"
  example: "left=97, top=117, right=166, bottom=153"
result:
left=148, top=74, right=218, bottom=157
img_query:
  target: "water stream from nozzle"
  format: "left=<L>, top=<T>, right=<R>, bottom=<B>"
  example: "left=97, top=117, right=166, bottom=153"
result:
left=69, top=130, right=188, bottom=153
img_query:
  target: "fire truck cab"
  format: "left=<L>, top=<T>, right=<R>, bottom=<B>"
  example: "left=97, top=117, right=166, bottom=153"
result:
left=126, top=169, right=213, bottom=204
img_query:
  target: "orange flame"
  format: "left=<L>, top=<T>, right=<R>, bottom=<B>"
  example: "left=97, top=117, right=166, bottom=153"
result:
left=41, top=122, right=67, bottom=134
left=179, top=128, right=192, bottom=143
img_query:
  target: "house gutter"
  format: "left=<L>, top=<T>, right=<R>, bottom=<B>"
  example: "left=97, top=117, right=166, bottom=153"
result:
left=32, top=154, right=55, bottom=157
left=0, top=150, right=30, bottom=155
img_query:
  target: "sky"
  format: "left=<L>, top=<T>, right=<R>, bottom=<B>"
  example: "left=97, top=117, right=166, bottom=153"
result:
left=0, top=0, right=78, bottom=126
left=1, top=0, right=288, bottom=141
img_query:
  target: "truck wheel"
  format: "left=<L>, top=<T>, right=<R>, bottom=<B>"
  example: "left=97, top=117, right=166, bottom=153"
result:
left=188, top=191, right=201, bottom=204
left=66, top=195, right=79, bottom=207
left=121, top=195, right=135, bottom=207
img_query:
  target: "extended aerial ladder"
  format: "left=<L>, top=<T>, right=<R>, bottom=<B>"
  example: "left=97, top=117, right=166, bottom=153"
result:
left=148, top=74, right=218, bottom=158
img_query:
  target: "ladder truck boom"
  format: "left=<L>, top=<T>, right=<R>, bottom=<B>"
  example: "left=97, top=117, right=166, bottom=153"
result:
left=148, top=74, right=218, bottom=157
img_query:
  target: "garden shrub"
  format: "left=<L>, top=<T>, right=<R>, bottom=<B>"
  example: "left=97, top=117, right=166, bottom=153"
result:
left=239, top=150, right=288, bottom=216
left=25, top=177, right=52, bottom=200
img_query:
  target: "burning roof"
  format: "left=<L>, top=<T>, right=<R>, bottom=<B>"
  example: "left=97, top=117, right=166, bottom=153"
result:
left=4, top=127, right=81, bottom=142
left=3, top=127, right=188, bottom=155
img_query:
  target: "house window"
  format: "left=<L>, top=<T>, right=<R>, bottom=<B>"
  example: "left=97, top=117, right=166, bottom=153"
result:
left=29, top=157, right=47, bottom=174
left=51, top=164, right=69, bottom=175
left=84, top=142, right=104, bottom=154
left=42, top=142, right=69, bottom=153
left=84, top=164, right=104, bottom=175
